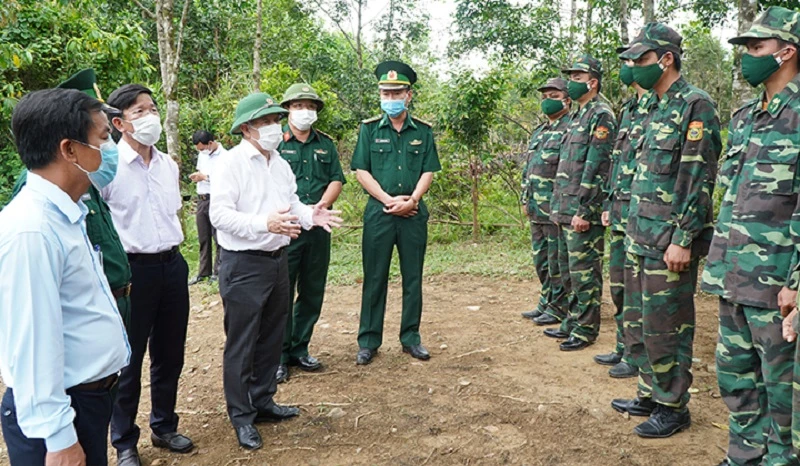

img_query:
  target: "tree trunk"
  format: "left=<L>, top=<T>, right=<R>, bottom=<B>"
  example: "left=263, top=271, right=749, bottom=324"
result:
left=619, top=0, right=629, bottom=45
left=356, top=0, right=363, bottom=70
left=252, top=0, right=263, bottom=92
left=584, top=0, right=594, bottom=51
left=569, top=0, right=576, bottom=44
left=643, top=0, right=654, bottom=23
left=732, top=0, right=757, bottom=108
left=471, top=158, right=480, bottom=242
left=384, top=0, right=393, bottom=52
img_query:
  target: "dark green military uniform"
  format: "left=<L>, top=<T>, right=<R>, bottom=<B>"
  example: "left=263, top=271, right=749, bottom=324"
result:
left=278, top=123, right=345, bottom=364
left=351, top=106, right=441, bottom=349
left=550, top=56, right=616, bottom=344
left=620, top=28, right=722, bottom=411
left=700, top=8, right=800, bottom=465
left=522, top=96, right=570, bottom=321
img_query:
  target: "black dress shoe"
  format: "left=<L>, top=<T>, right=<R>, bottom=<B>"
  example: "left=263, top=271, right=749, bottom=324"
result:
left=634, top=405, right=691, bottom=438
left=117, top=448, right=141, bottom=466
left=521, top=309, right=543, bottom=319
left=533, top=313, right=559, bottom=326
left=151, top=431, right=194, bottom=453
left=611, top=397, right=656, bottom=417
left=188, top=275, right=209, bottom=286
left=289, top=355, right=322, bottom=371
left=609, top=361, right=639, bottom=378
left=594, top=352, right=622, bottom=366
left=559, top=336, right=592, bottom=351
left=276, top=364, right=289, bottom=383
left=356, top=348, right=376, bottom=365
left=210, top=274, right=219, bottom=282
left=235, top=424, right=263, bottom=450
left=255, top=404, right=300, bottom=423
left=402, top=344, right=431, bottom=360
left=543, top=328, right=569, bottom=339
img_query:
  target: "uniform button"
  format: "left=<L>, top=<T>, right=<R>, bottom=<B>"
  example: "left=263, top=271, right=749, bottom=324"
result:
left=398, top=166, right=402, bottom=170
left=304, top=160, right=307, bottom=163
left=305, top=176, right=309, bottom=180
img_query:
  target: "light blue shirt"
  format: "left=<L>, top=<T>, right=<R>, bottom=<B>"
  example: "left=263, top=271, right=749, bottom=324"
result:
left=0, top=173, right=130, bottom=452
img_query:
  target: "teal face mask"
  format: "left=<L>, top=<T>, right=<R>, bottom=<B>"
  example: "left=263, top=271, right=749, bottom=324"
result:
left=72, top=137, right=120, bottom=190
left=381, top=99, right=407, bottom=117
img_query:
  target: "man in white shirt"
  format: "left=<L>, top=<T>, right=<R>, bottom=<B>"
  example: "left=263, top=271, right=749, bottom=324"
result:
left=210, top=92, right=341, bottom=450
left=188, top=130, right=226, bottom=285
left=102, top=84, right=193, bottom=466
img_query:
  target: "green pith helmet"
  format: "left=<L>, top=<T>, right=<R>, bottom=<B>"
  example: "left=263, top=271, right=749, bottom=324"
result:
left=230, top=92, right=288, bottom=135
left=374, top=60, right=417, bottom=89
left=619, top=22, right=683, bottom=60
left=562, top=54, right=603, bottom=78
left=280, top=83, right=325, bottom=112
left=729, top=6, right=800, bottom=45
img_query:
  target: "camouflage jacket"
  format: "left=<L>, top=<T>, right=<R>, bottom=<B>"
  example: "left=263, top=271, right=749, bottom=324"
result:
left=550, top=97, right=617, bottom=225
left=606, top=93, right=650, bottom=232
left=702, top=74, right=800, bottom=308
left=521, top=113, right=570, bottom=223
left=626, top=77, right=721, bottom=259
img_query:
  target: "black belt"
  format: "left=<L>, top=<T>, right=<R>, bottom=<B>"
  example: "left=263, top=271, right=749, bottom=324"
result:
left=111, top=283, right=132, bottom=299
left=127, top=246, right=179, bottom=264
left=225, top=248, right=283, bottom=258
left=198, top=194, right=210, bottom=201
left=71, top=373, right=119, bottom=392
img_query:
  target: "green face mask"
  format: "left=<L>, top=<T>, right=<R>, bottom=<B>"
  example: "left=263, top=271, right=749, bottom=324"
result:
left=631, top=57, right=664, bottom=90
left=620, top=64, right=635, bottom=86
left=567, top=80, right=591, bottom=100
left=741, top=50, right=786, bottom=87
left=541, top=98, right=565, bottom=116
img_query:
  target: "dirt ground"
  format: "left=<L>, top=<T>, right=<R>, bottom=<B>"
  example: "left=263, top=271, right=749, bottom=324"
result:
left=0, top=274, right=729, bottom=466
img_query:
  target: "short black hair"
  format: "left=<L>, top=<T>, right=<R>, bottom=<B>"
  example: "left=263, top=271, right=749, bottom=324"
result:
left=655, top=48, right=682, bottom=72
left=106, top=84, right=154, bottom=113
left=12, top=88, right=103, bottom=170
left=192, top=130, right=215, bottom=145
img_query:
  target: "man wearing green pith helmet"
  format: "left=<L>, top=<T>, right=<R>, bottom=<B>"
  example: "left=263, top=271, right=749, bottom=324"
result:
left=351, top=60, right=441, bottom=365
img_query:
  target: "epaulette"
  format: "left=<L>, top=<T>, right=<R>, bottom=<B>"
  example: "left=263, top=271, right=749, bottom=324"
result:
left=282, top=131, right=292, bottom=143
left=411, top=116, right=432, bottom=127
left=362, top=115, right=382, bottom=124
left=315, top=129, right=334, bottom=140
left=733, top=97, right=760, bottom=117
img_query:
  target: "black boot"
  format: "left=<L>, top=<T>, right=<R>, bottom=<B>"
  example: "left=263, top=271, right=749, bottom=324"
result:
left=633, top=404, right=691, bottom=438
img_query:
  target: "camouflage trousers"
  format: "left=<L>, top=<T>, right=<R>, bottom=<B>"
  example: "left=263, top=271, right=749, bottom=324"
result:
left=626, top=253, right=697, bottom=408
left=530, top=221, right=566, bottom=319
left=717, top=299, right=796, bottom=466
left=556, top=224, right=604, bottom=342
left=608, top=230, right=625, bottom=356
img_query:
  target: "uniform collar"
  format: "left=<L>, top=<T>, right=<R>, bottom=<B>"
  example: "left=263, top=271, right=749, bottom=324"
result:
left=378, top=112, right=417, bottom=131
left=761, top=73, right=800, bottom=117
left=657, top=76, right=688, bottom=110
left=282, top=125, right=318, bottom=144
left=209, top=144, right=223, bottom=156
left=26, top=172, right=86, bottom=224
left=118, top=138, right=161, bottom=165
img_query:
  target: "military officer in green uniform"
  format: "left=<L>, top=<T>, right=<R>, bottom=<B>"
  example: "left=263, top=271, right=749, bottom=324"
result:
left=702, top=7, right=800, bottom=465
left=611, top=23, right=722, bottom=439
left=594, top=38, right=649, bottom=379
left=542, top=54, right=616, bottom=351
left=275, top=83, right=346, bottom=383
left=11, top=69, right=132, bottom=329
left=351, top=60, right=441, bottom=365
left=520, top=77, right=571, bottom=326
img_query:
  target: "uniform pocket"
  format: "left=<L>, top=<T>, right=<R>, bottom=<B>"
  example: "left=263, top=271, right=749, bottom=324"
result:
left=630, top=200, right=674, bottom=250
left=280, top=151, right=301, bottom=172
left=647, top=136, right=679, bottom=175
left=406, top=142, right=424, bottom=172
left=312, top=151, right=332, bottom=182
left=751, top=146, right=799, bottom=195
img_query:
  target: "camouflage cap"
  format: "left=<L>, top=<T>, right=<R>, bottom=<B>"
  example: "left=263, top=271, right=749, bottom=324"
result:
left=537, top=77, right=569, bottom=94
left=729, top=6, right=800, bottom=45
left=619, top=22, right=682, bottom=60
left=561, top=54, right=603, bottom=78
left=616, top=30, right=646, bottom=56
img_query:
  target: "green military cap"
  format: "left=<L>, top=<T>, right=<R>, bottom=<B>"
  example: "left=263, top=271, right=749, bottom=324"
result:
left=537, top=77, right=569, bottom=94
left=230, top=92, right=288, bottom=135
left=280, top=83, right=325, bottom=112
left=616, top=30, right=646, bottom=55
left=562, top=54, right=603, bottom=77
left=729, top=6, right=800, bottom=45
left=374, top=60, right=417, bottom=90
left=619, top=22, right=682, bottom=60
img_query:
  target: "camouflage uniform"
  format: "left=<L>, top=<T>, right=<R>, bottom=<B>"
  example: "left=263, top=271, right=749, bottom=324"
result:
left=620, top=55, right=721, bottom=409
left=701, top=8, right=800, bottom=465
left=550, top=55, right=617, bottom=343
left=522, top=108, right=570, bottom=321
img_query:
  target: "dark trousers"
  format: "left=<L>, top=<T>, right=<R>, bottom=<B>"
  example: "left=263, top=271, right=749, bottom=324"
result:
left=111, top=252, right=190, bottom=451
left=196, top=196, right=220, bottom=277
left=219, top=249, right=289, bottom=427
left=2, top=387, right=113, bottom=466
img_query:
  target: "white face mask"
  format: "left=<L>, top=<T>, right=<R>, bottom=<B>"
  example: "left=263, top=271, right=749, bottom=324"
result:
left=199, top=149, right=211, bottom=156
left=289, top=109, right=318, bottom=131
left=250, top=123, right=283, bottom=151
left=128, top=113, right=162, bottom=147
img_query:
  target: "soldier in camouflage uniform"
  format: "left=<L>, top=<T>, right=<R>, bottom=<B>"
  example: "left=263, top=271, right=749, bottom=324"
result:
left=703, top=7, right=800, bottom=466
left=541, top=55, right=616, bottom=351
left=594, top=42, right=649, bottom=379
left=610, top=23, right=722, bottom=439
left=519, top=77, right=571, bottom=326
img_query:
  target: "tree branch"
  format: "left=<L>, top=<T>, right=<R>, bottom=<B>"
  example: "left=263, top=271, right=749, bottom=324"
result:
left=133, top=0, right=156, bottom=19
left=174, top=0, right=191, bottom=71
left=500, top=114, right=532, bottom=136
left=309, top=0, right=359, bottom=57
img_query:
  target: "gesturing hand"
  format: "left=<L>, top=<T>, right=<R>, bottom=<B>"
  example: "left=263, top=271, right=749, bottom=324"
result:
left=267, top=207, right=301, bottom=238
left=311, top=201, right=343, bottom=232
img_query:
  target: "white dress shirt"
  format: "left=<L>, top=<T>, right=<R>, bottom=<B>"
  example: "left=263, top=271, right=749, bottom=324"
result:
left=196, top=144, right=226, bottom=195
left=210, top=139, right=313, bottom=252
left=101, top=139, right=184, bottom=253
left=0, top=173, right=130, bottom=451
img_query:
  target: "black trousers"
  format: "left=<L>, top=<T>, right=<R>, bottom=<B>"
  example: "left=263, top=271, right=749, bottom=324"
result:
left=219, top=249, right=289, bottom=427
left=196, top=195, right=220, bottom=277
left=111, top=252, right=190, bottom=451
left=1, top=386, right=113, bottom=466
